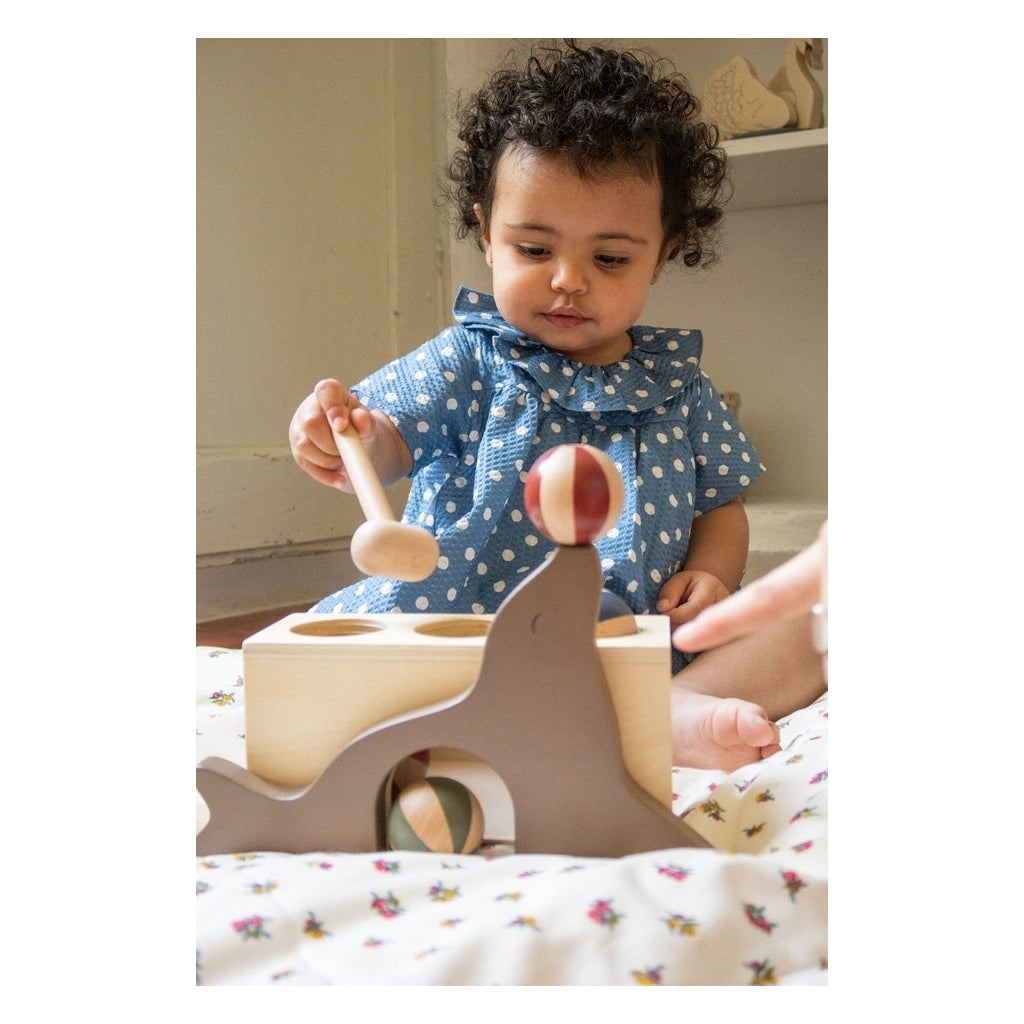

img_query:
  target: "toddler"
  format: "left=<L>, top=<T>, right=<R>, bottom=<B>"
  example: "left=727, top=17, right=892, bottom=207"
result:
left=290, top=41, right=779, bottom=769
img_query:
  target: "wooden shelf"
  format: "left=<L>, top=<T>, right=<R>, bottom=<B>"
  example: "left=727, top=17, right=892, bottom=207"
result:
left=722, top=127, right=827, bottom=210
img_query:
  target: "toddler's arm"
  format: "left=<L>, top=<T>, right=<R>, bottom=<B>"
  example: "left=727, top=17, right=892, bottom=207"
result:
left=655, top=496, right=750, bottom=626
left=289, top=378, right=413, bottom=493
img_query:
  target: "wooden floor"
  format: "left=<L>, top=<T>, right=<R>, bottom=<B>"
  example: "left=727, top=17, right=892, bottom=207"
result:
left=196, top=605, right=312, bottom=649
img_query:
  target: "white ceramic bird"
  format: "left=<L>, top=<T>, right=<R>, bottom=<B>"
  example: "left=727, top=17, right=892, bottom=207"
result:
left=768, top=39, right=825, bottom=130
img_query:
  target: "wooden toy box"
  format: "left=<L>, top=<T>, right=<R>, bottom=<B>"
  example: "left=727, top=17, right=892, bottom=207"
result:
left=242, top=611, right=672, bottom=810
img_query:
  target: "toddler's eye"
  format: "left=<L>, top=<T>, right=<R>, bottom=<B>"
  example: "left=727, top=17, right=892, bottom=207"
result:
left=596, top=254, right=628, bottom=268
left=516, top=245, right=548, bottom=259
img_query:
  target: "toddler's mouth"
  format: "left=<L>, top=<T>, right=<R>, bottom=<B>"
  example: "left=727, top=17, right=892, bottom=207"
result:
left=544, top=307, right=588, bottom=328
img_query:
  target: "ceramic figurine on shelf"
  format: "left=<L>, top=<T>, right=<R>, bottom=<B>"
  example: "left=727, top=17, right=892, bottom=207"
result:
left=768, top=39, right=825, bottom=131
left=701, top=38, right=824, bottom=141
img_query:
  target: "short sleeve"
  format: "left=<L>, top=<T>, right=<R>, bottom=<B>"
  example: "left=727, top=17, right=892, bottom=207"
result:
left=352, top=329, right=489, bottom=473
left=689, top=370, right=765, bottom=514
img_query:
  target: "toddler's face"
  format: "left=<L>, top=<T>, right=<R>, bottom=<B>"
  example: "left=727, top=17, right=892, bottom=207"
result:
left=478, top=146, right=674, bottom=365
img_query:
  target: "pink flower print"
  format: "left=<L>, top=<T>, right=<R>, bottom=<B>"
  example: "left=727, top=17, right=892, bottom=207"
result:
left=370, top=891, right=403, bottom=919
left=656, top=863, right=691, bottom=881
left=742, top=904, right=776, bottom=934
left=781, top=869, right=806, bottom=901
left=587, top=899, right=624, bottom=929
left=232, top=914, right=270, bottom=940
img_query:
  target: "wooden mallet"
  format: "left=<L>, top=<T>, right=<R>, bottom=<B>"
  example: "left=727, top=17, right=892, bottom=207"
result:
left=332, top=422, right=439, bottom=582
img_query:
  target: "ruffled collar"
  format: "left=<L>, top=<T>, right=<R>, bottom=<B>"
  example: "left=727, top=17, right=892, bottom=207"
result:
left=452, top=286, right=702, bottom=414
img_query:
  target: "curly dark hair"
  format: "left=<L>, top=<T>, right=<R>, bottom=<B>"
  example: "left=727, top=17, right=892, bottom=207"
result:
left=446, top=40, right=729, bottom=268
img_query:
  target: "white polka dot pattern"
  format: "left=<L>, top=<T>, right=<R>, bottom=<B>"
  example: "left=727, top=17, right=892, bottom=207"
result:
left=313, top=288, right=764, bottom=624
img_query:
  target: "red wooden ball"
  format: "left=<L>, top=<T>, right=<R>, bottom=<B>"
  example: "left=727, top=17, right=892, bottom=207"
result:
left=524, top=444, right=624, bottom=545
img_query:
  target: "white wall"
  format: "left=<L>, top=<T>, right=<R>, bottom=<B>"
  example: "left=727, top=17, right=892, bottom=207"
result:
left=196, top=39, right=448, bottom=617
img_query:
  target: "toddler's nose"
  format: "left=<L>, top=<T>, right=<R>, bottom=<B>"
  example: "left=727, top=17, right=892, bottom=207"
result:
left=551, top=259, right=587, bottom=294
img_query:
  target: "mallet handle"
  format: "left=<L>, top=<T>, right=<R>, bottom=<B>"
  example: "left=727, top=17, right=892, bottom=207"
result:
left=332, top=422, right=396, bottom=525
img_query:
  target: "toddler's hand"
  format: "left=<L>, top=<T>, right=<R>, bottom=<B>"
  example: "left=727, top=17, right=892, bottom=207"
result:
left=288, top=379, right=374, bottom=491
left=656, top=570, right=731, bottom=627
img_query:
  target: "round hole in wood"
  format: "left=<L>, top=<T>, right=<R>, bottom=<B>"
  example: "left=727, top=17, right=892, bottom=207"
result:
left=413, top=617, right=490, bottom=638
left=289, top=619, right=384, bottom=637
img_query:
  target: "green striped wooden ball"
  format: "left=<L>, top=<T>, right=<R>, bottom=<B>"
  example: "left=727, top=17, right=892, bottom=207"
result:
left=387, top=776, right=484, bottom=854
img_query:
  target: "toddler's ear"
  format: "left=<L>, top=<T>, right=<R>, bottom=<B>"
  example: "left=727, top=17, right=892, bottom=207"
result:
left=652, top=237, right=680, bottom=281
left=474, top=203, right=493, bottom=264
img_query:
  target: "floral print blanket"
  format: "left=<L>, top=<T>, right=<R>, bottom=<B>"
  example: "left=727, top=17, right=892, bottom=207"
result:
left=196, top=647, right=828, bottom=986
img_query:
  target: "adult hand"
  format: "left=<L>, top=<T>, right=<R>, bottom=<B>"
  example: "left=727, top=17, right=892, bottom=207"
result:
left=672, top=522, right=828, bottom=677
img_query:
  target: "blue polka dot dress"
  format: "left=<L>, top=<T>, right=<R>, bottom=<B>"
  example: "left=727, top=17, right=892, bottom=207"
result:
left=313, top=288, right=764, bottom=629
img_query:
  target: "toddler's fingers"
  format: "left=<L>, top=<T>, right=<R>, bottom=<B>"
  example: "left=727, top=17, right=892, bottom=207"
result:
left=313, top=379, right=354, bottom=434
left=313, top=379, right=374, bottom=441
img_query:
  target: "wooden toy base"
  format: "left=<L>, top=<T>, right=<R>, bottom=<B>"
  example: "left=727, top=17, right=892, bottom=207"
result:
left=197, top=545, right=710, bottom=857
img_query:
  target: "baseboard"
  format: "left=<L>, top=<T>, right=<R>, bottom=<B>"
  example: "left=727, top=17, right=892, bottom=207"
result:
left=197, top=544, right=361, bottom=622
left=743, top=501, right=827, bottom=582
